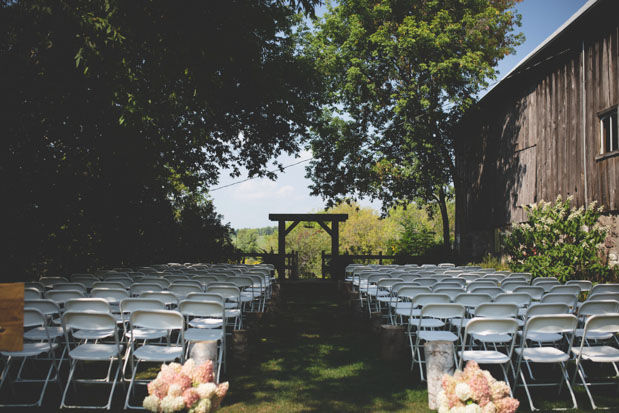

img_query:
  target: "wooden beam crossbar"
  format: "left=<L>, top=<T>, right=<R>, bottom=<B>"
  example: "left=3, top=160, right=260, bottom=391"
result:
left=284, top=221, right=301, bottom=236
left=268, top=213, right=348, bottom=280
left=316, top=220, right=332, bottom=236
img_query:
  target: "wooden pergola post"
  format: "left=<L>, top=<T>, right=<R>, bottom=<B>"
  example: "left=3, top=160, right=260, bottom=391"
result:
left=269, top=213, right=348, bottom=280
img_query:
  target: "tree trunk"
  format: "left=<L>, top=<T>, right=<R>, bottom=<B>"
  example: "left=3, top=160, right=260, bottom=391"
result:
left=438, top=188, right=451, bottom=252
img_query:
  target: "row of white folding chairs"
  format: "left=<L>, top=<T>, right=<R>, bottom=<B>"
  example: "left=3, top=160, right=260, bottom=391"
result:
left=30, top=275, right=270, bottom=312
left=402, top=298, right=619, bottom=410
left=384, top=283, right=619, bottom=326
left=2, top=299, right=227, bottom=409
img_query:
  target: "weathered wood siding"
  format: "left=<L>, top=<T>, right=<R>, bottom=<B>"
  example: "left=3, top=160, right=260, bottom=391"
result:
left=456, top=0, right=619, bottom=257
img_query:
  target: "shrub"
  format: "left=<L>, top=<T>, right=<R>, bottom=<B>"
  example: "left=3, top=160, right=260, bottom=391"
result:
left=503, top=196, right=609, bottom=282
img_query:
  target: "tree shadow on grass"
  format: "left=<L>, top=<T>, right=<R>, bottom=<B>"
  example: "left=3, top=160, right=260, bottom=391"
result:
left=220, top=282, right=431, bottom=413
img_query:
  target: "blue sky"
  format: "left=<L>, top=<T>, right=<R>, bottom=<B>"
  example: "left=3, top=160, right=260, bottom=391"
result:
left=210, top=0, right=589, bottom=230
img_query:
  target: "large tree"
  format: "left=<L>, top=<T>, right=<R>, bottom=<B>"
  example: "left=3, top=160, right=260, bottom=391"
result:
left=304, top=0, right=523, bottom=250
left=1, top=0, right=322, bottom=277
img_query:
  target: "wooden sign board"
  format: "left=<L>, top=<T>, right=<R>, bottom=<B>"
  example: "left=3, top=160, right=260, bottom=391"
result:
left=0, top=283, right=24, bottom=351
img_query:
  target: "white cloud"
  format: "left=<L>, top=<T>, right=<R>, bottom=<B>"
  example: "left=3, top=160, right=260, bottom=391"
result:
left=232, top=179, right=296, bottom=201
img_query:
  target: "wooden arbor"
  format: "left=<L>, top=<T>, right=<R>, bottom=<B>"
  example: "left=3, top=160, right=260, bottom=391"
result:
left=268, top=213, right=348, bottom=280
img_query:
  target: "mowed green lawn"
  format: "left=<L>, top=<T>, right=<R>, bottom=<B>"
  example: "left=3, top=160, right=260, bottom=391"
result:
left=218, top=282, right=430, bottom=413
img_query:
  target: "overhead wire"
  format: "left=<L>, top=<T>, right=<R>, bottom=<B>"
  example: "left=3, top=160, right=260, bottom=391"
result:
left=209, top=157, right=313, bottom=192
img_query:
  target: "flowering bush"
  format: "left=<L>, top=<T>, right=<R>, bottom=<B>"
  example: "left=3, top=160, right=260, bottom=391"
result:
left=503, top=195, right=609, bottom=282
left=438, top=361, right=518, bottom=413
left=143, top=359, right=229, bottom=413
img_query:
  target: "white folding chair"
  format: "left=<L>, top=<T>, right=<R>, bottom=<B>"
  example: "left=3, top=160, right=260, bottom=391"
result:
left=513, top=314, right=579, bottom=411
left=459, top=317, right=519, bottom=392
left=0, top=309, right=60, bottom=407
left=60, top=311, right=123, bottom=409
left=566, top=279, right=593, bottom=293
left=590, top=283, right=619, bottom=295
left=179, top=299, right=225, bottom=380
left=571, top=313, right=619, bottom=409
left=411, top=303, right=465, bottom=381
left=124, top=310, right=185, bottom=409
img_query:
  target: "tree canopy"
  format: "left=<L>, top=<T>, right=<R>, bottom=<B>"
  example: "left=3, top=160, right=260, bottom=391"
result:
left=304, top=0, right=523, bottom=249
left=1, top=0, right=323, bottom=278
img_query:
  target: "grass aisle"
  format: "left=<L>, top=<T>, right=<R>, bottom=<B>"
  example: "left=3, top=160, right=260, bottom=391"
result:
left=219, top=282, right=430, bottom=413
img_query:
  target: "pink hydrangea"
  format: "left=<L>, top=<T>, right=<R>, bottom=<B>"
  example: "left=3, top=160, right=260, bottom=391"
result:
left=171, top=373, right=192, bottom=392
left=490, top=381, right=511, bottom=401
left=147, top=378, right=169, bottom=399
left=494, top=397, right=520, bottom=413
left=192, top=361, right=214, bottom=384
left=216, top=381, right=229, bottom=399
left=180, top=359, right=196, bottom=378
left=468, top=371, right=491, bottom=407
left=182, top=387, right=200, bottom=409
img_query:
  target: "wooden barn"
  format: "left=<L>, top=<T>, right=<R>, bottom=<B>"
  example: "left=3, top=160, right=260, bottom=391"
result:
left=455, top=0, right=619, bottom=261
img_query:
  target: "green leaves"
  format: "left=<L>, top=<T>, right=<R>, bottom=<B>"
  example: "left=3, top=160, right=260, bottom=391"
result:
left=305, top=0, right=523, bottom=250
left=503, top=196, right=610, bottom=282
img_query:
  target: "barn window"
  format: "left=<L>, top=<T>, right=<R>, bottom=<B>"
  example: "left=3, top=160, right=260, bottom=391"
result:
left=600, top=107, right=618, bottom=154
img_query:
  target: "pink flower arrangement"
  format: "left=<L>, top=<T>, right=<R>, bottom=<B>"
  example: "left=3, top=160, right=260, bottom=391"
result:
left=437, top=361, right=519, bottom=413
left=143, top=359, right=229, bottom=413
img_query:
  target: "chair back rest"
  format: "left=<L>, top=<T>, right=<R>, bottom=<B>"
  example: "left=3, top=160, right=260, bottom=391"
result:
left=420, top=303, right=465, bottom=320
left=454, top=293, right=492, bottom=308
left=565, top=279, right=592, bottom=292
left=24, top=287, right=42, bottom=299
left=171, top=280, right=203, bottom=288
left=523, top=314, right=578, bottom=336
left=512, top=286, right=544, bottom=300
left=432, top=288, right=464, bottom=301
left=130, top=283, right=163, bottom=295
left=206, top=285, right=241, bottom=300
left=413, top=278, right=437, bottom=287
left=493, top=293, right=532, bottom=307
left=53, top=282, right=88, bottom=293
left=540, top=293, right=579, bottom=308
left=120, top=298, right=166, bottom=314
left=411, top=293, right=450, bottom=307
left=45, top=289, right=84, bottom=303
left=130, top=309, right=184, bottom=330
left=139, top=291, right=179, bottom=306
left=475, top=303, right=519, bottom=318
left=588, top=292, right=619, bottom=302
left=468, top=280, right=499, bottom=290
left=103, top=277, right=132, bottom=288
left=548, top=285, right=581, bottom=295
left=510, top=272, right=532, bottom=282
left=525, top=303, right=570, bottom=317
left=432, top=281, right=463, bottom=290
left=581, top=313, right=619, bottom=335
left=63, top=311, right=117, bottom=330
left=591, top=283, right=619, bottom=295
left=169, top=284, right=203, bottom=295
left=532, top=277, right=558, bottom=285
left=501, top=280, right=529, bottom=292
left=179, top=300, right=224, bottom=318
left=397, top=286, right=432, bottom=300
left=92, top=281, right=126, bottom=290
left=24, top=299, right=61, bottom=316
left=186, top=292, right=225, bottom=304
left=90, top=287, right=130, bottom=302
left=39, top=276, right=69, bottom=288
left=24, top=308, right=46, bottom=328
left=577, top=300, right=619, bottom=317
left=138, top=278, right=170, bottom=289
left=465, top=317, right=519, bottom=336
left=469, top=287, right=504, bottom=298
left=65, top=298, right=111, bottom=313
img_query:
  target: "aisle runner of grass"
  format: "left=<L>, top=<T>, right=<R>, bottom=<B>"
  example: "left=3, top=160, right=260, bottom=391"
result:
left=219, top=282, right=430, bottom=413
